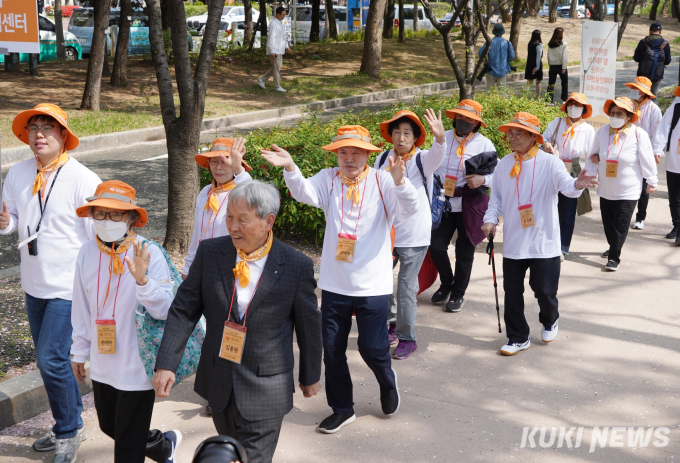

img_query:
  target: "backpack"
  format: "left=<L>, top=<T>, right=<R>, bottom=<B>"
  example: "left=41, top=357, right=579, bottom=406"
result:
left=639, top=39, right=667, bottom=81
left=665, top=101, right=680, bottom=152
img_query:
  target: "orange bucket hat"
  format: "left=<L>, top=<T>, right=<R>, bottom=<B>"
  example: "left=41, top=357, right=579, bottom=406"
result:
left=603, top=97, right=640, bottom=123
left=560, top=92, right=593, bottom=119
left=379, top=110, right=427, bottom=147
left=12, top=104, right=79, bottom=151
left=322, top=125, right=382, bottom=153
left=76, top=180, right=148, bottom=227
left=445, top=99, right=487, bottom=127
left=195, top=138, right=253, bottom=172
left=674, top=86, right=680, bottom=97
left=498, top=112, right=544, bottom=144
left=624, top=76, right=655, bottom=99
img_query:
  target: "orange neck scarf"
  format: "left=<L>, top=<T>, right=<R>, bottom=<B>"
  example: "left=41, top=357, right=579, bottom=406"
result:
left=453, top=132, right=474, bottom=158
left=233, top=230, right=273, bottom=288
left=339, top=165, right=369, bottom=205
left=386, top=146, right=416, bottom=172
left=510, top=144, right=539, bottom=180
left=33, top=152, right=69, bottom=196
left=205, top=179, right=236, bottom=214
left=96, top=231, right=137, bottom=308
left=561, top=117, right=582, bottom=141
left=610, top=123, right=632, bottom=146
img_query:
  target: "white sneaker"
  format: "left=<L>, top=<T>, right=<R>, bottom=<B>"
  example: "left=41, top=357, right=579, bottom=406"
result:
left=632, top=220, right=644, bottom=229
left=541, top=321, right=559, bottom=343
left=53, top=434, right=82, bottom=463
left=257, top=78, right=265, bottom=89
left=275, top=86, right=287, bottom=92
left=500, top=339, right=531, bottom=356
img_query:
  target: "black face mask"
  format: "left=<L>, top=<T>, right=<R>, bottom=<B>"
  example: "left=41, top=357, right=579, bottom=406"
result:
left=455, top=120, right=476, bottom=135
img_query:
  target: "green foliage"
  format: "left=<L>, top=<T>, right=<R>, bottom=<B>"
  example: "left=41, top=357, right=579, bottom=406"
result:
left=185, top=4, right=208, bottom=18
left=430, top=2, right=452, bottom=19
left=674, top=35, right=680, bottom=44
left=200, top=87, right=563, bottom=241
left=331, top=28, right=438, bottom=43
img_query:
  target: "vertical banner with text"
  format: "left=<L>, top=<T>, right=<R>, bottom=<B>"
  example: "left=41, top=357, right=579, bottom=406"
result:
left=0, top=0, right=40, bottom=54
left=580, top=21, right=618, bottom=129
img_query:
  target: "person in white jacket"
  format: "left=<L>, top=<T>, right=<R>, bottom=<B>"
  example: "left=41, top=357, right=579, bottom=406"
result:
left=624, top=76, right=663, bottom=230
left=542, top=92, right=596, bottom=258
left=257, top=6, right=291, bottom=92
left=374, top=109, right=446, bottom=360
left=183, top=137, right=252, bottom=279
left=71, top=180, right=181, bottom=463
left=585, top=97, right=658, bottom=271
left=261, top=125, right=419, bottom=434
left=546, top=27, right=569, bottom=104
left=482, top=112, right=597, bottom=356
left=0, top=104, right=100, bottom=462
left=651, top=86, right=680, bottom=242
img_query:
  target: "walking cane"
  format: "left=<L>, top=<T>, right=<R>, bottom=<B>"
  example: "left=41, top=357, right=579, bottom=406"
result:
left=486, top=232, right=502, bottom=334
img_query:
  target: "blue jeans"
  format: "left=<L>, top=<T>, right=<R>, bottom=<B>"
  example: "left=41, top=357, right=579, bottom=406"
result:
left=25, top=294, right=83, bottom=439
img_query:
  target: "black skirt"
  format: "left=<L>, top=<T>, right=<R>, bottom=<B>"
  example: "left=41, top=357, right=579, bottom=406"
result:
left=525, top=43, right=543, bottom=81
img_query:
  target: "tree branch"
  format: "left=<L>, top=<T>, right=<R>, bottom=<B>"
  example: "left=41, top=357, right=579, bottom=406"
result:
left=146, top=0, right=176, bottom=127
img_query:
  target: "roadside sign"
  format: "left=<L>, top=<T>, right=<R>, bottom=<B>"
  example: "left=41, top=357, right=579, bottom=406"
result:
left=0, top=0, right=40, bottom=54
left=579, top=21, right=618, bottom=129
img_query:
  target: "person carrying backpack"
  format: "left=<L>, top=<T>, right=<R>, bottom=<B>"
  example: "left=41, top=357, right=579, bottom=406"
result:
left=633, top=22, right=671, bottom=97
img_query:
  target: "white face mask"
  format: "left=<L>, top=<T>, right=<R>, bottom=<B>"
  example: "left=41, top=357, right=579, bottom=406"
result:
left=567, top=106, right=583, bottom=119
left=630, top=89, right=641, bottom=100
left=609, top=117, right=627, bottom=129
left=94, top=220, right=130, bottom=243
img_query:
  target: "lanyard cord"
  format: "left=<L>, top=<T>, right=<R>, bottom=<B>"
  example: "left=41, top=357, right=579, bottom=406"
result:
left=36, top=165, right=63, bottom=233
left=96, top=249, right=127, bottom=319
left=446, top=134, right=467, bottom=177
left=516, top=157, right=538, bottom=206
left=561, top=118, right=581, bottom=158
left=339, top=175, right=369, bottom=236
left=607, top=127, right=634, bottom=162
left=201, top=189, right=230, bottom=239
left=227, top=272, right=263, bottom=328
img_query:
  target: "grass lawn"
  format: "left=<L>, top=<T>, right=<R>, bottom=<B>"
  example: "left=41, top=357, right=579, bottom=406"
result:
left=1, top=15, right=680, bottom=149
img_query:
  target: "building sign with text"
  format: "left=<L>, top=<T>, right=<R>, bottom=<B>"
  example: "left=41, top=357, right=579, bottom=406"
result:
left=580, top=21, right=618, bottom=129
left=0, top=0, right=40, bottom=54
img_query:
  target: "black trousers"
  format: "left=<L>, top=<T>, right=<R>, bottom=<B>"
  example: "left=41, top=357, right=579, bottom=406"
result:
left=92, top=380, right=170, bottom=463
left=667, top=171, right=680, bottom=228
left=636, top=179, right=649, bottom=222
left=600, top=197, right=637, bottom=263
left=429, top=211, right=476, bottom=299
left=321, top=290, right=395, bottom=416
left=502, top=257, right=560, bottom=344
left=212, top=392, right=284, bottom=463
left=547, top=64, right=568, bottom=102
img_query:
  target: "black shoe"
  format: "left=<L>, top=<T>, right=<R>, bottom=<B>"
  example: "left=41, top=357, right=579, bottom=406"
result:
left=675, top=238, right=680, bottom=247
left=380, top=368, right=400, bottom=416
left=605, top=259, right=619, bottom=271
left=318, top=412, right=356, bottom=434
left=445, top=297, right=465, bottom=313
left=205, top=405, right=212, bottom=416
left=601, top=250, right=609, bottom=258
left=666, top=227, right=677, bottom=239
left=431, top=284, right=452, bottom=305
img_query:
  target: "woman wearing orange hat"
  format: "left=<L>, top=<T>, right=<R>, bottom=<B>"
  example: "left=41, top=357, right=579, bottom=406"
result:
left=71, top=180, right=182, bottom=463
left=429, top=99, right=497, bottom=314
left=542, top=92, right=596, bottom=258
left=182, top=137, right=252, bottom=280
left=261, top=126, right=419, bottom=433
left=624, top=76, right=663, bottom=230
left=586, top=97, right=658, bottom=271
left=482, top=112, right=597, bottom=356
left=374, top=108, right=446, bottom=360
left=0, top=104, right=101, bottom=458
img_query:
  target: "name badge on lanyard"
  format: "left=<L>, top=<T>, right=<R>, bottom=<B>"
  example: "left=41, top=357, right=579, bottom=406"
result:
left=219, top=321, right=247, bottom=364
left=336, top=233, right=357, bottom=263
left=519, top=204, right=536, bottom=229
left=96, top=319, right=116, bottom=354
left=444, top=175, right=458, bottom=197
left=606, top=160, right=618, bottom=178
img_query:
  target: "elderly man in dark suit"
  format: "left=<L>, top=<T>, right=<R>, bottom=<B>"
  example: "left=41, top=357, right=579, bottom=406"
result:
left=152, top=180, right=322, bottom=463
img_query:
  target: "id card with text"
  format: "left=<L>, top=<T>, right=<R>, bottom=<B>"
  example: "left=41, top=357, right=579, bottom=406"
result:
left=444, top=175, right=458, bottom=197
left=219, top=321, right=247, bottom=364
left=336, top=233, right=357, bottom=263
left=606, top=160, right=618, bottom=178
left=96, top=319, right=116, bottom=354
left=519, top=204, right=536, bottom=229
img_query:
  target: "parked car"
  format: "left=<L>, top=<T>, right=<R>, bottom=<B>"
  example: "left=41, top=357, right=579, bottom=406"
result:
left=187, top=6, right=260, bottom=31
left=0, top=14, right=83, bottom=63
left=292, top=5, right=348, bottom=42
left=558, top=5, right=586, bottom=17
left=214, top=20, right=266, bottom=48
left=393, top=5, right=434, bottom=30
left=438, top=13, right=461, bottom=27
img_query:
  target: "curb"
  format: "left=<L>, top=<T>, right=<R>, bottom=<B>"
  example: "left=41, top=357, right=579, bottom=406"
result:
left=4, top=57, right=673, bottom=165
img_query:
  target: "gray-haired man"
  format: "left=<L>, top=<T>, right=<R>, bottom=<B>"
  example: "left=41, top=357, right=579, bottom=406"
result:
left=152, top=180, right=322, bottom=463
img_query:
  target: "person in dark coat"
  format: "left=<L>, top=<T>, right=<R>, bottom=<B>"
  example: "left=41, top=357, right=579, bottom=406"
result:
left=633, top=22, right=672, bottom=97
left=525, top=30, right=543, bottom=98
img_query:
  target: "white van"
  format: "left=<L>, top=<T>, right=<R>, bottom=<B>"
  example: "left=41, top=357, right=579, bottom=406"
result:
left=292, top=5, right=348, bottom=43
left=392, top=5, right=433, bottom=31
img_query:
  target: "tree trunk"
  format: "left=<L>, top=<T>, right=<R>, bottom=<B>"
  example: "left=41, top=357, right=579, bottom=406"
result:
left=146, top=0, right=223, bottom=254
left=570, top=0, right=578, bottom=19
left=259, top=0, right=268, bottom=36
left=111, top=0, right=131, bottom=87
left=383, top=0, right=395, bottom=39
left=661, top=0, right=669, bottom=16
left=325, top=0, right=338, bottom=39
left=617, top=0, right=641, bottom=46
left=527, top=0, right=540, bottom=17
left=509, top=0, right=524, bottom=53
left=399, top=0, right=405, bottom=41
left=161, top=0, right=171, bottom=30
left=311, top=0, right=321, bottom=42
left=55, top=0, right=66, bottom=60
left=593, top=0, right=605, bottom=19
left=499, top=0, right=513, bottom=23
left=549, top=0, right=559, bottom=21
left=4, top=53, right=20, bottom=72
left=413, top=0, right=419, bottom=31
left=29, top=54, right=39, bottom=75
left=244, top=0, right=253, bottom=45
left=649, top=0, right=660, bottom=19
left=673, top=0, right=680, bottom=18
left=360, top=0, right=389, bottom=76
left=614, top=0, right=620, bottom=21
left=81, top=0, right=112, bottom=111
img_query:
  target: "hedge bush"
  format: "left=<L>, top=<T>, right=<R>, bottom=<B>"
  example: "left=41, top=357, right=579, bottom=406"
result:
left=200, top=86, right=564, bottom=242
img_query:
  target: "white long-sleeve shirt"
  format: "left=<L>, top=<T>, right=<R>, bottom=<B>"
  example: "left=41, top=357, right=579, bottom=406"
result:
left=283, top=166, right=419, bottom=296
left=266, top=17, right=288, bottom=55
left=634, top=98, right=662, bottom=148
left=373, top=140, right=446, bottom=247
left=71, top=235, right=175, bottom=391
left=483, top=150, right=583, bottom=260
left=437, top=131, right=495, bottom=213
left=0, top=157, right=101, bottom=300
left=547, top=42, right=568, bottom=69
left=182, top=170, right=252, bottom=276
left=543, top=117, right=596, bottom=162
left=585, top=124, right=658, bottom=200
left=653, top=97, right=680, bottom=174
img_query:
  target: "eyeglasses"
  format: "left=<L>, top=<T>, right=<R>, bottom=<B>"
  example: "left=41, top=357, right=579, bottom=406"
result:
left=209, top=159, right=224, bottom=167
left=25, top=124, right=56, bottom=136
left=92, top=211, right=128, bottom=222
